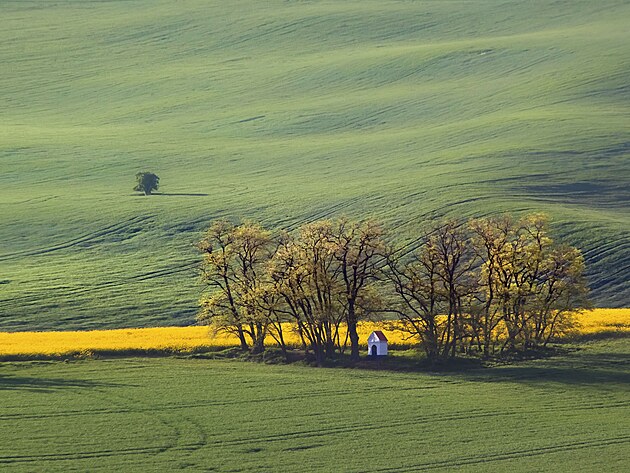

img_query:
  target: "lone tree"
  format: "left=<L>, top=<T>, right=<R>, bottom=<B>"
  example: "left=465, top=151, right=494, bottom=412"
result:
left=134, top=172, right=159, bottom=195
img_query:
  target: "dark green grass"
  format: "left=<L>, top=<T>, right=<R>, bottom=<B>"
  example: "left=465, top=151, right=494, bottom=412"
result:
left=0, top=0, right=629, bottom=330
left=0, top=337, right=629, bottom=472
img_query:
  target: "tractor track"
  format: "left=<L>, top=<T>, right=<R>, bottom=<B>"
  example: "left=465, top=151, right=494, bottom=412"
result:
left=0, top=215, right=154, bottom=262
left=370, top=435, right=630, bottom=472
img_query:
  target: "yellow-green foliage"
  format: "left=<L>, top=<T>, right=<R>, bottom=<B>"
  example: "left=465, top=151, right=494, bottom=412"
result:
left=1, top=309, right=626, bottom=357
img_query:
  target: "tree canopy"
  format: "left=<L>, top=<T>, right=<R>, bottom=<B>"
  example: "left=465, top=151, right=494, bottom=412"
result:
left=134, top=172, right=159, bottom=195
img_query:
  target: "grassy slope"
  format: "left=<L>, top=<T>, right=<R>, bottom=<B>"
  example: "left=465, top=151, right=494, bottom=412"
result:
left=0, top=337, right=629, bottom=472
left=0, top=0, right=628, bottom=330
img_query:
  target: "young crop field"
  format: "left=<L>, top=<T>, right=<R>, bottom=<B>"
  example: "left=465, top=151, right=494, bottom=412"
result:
left=1, top=0, right=629, bottom=332
left=0, top=336, right=628, bottom=472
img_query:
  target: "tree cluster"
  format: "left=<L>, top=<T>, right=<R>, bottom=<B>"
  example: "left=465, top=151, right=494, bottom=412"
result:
left=197, top=214, right=589, bottom=364
left=386, top=214, right=590, bottom=361
left=197, top=218, right=383, bottom=364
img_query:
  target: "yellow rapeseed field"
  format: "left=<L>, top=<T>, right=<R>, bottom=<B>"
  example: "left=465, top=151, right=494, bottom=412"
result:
left=0, top=322, right=410, bottom=357
left=575, top=308, right=630, bottom=335
left=0, top=309, right=627, bottom=357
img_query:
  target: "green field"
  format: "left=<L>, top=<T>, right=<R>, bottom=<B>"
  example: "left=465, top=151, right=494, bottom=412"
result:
left=0, top=337, right=628, bottom=472
left=1, top=0, right=629, bottom=330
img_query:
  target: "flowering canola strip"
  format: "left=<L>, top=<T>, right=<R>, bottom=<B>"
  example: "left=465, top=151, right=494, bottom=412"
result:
left=0, top=309, right=628, bottom=357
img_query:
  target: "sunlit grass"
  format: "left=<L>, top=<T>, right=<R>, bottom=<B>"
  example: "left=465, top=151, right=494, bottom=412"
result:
left=1, top=309, right=626, bottom=357
left=1, top=337, right=628, bottom=472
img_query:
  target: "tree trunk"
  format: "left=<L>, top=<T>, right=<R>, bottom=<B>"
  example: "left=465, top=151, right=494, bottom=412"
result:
left=236, top=325, right=248, bottom=351
left=274, top=320, right=289, bottom=361
left=314, top=344, right=325, bottom=367
left=348, top=320, right=360, bottom=361
left=251, top=337, right=265, bottom=354
left=347, top=300, right=360, bottom=361
left=249, top=322, right=266, bottom=355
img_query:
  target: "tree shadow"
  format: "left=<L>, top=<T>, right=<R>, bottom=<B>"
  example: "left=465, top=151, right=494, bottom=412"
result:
left=131, top=193, right=209, bottom=197
left=461, top=366, right=630, bottom=386
left=155, top=192, right=209, bottom=196
left=0, top=375, right=125, bottom=393
left=451, top=351, right=630, bottom=386
left=570, top=331, right=629, bottom=343
left=348, top=340, right=630, bottom=387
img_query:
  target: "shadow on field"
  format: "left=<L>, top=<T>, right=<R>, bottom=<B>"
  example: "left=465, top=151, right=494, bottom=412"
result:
left=570, top=331, right=629, bottom=343
left=455, top=352, right=630, bottom=386
left=132, top=193, right=209, bottom=197
left=0, top=375, right=121, bottom=393
left=353, top=339, right=630, bottom=387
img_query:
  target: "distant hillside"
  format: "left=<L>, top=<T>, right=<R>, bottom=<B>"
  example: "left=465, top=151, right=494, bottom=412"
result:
left=1, top=0, right=628, bottom=330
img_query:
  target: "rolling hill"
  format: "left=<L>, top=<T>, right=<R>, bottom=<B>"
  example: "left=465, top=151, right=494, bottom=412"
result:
left=1, top=0, right=629, bottom=330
